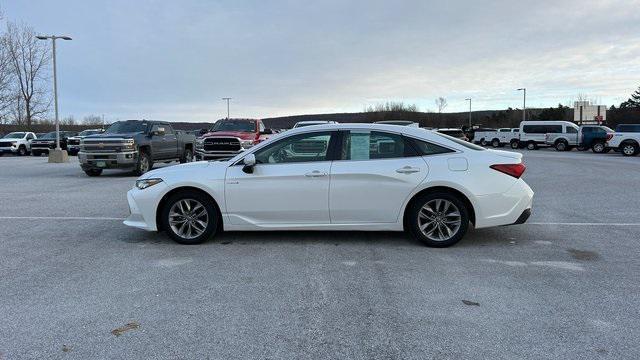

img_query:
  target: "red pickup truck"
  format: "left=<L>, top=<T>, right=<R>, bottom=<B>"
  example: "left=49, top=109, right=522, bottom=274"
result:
left=195, top=118, right=273, bottom=160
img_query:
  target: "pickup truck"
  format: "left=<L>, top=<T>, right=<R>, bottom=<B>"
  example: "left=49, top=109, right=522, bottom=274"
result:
left=0, top=132, right=36, bottom=156
left=195, top=118, right=273, bottom=160
left=473, top=128, right=519, bottom=148
left=30, top=131, right=78, bottom=156
left=607, top=124, right=640, bottom=156
left=545, top=125, right=614, bottom=152
left=78, top=120, right=195, bottom=176
left=67, top=128, right=104, bottom=155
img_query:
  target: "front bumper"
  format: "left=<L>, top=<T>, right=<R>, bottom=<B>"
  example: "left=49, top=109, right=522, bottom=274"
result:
left=123, top=182, right=169, bottom=231
left=78, top=151, right=138, bottom=170
left=0, top=147, right=18, bottom=153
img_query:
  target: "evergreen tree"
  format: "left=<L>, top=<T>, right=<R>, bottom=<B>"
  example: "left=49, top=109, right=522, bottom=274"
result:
left=620, top=86, right=640, bottom=108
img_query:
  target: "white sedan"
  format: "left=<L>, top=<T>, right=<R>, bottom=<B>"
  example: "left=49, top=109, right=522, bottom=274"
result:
left=125, top=124, right=533, bottom=247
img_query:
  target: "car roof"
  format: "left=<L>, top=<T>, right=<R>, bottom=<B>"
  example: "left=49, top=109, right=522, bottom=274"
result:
left=437, top=128, right=463, bottom=131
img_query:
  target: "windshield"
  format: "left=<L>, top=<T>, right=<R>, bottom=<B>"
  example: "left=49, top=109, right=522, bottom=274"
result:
left=79, top=130, right=103, bottom=136
left=40, top=132, right=57, bottom=139
left=210, top=120, right=256, bottom=132
left=105, top=121, right=148, bottom=134
left=434, top=132, right=485, bottom=151
left=3, top=132, right=25, bottom=139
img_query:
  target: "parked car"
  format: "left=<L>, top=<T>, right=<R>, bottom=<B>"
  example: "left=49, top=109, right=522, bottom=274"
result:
left=30, top=131, right=77, bottom=156
left=293, top=121, right=338, bottom=128
left=0, top=132, right=37, bottom=156
left=607, top=124, right=640, bottom=156
left=512, top=121, right=577, bottom=150
left=544, top=125, right=614, bottom=152
left=437, top=128, right=468, bottom=141
left=66, top=128, right=105, bottom=155
left=374, top=120, right=420, bottom=127
left=195, top=118, right=273, bottom=161
left=78, top=120, right=195, bottom=176
left=125, top=123, right=533, bottom=247
left=473, top=128, right=519, bottom=147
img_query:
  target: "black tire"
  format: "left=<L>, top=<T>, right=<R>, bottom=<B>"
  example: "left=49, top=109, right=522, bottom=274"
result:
left=161, top=190, right=219, bottom=245
left=620, top=142, right=639, bottom=157
left=480, top=138, right=487, bottom=146
left=17, top=146, right=27, bottom=156
left=510, top=140, right=519, bottom=149
left=407, top=191, right=469, bottom=248
left=180, top=148, right=193, bottom=164
left=31, top=150, right=40, bottom=157
left=555, top=140, right=567, bottom=151
left=84, top=168, right=103, bottom=176
left=526, top=141, right=537, bottom=150
left=491, top=139, right=500, bottom=148
left=591, top=142, right=606, bottom=153
left=134, top=151, right=153, bottom=176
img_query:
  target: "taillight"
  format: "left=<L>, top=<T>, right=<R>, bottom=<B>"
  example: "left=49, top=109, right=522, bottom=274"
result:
left=490, top=163, right=526, bottom=178
left=606, top=133, right=613, bottom=141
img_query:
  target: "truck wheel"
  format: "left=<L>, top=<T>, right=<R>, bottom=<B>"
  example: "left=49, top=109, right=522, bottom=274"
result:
left=161, top=189, right=219, bottom=245
left=620, top=142, right=639, bottom=156
left=180, top=148, right=193, bottom=163
left=84, top=169, right=103, bottom=177
left=480, top=138, right=487, bottom=146
left=526, top=141, right=537, bottom=150
left=592, top=142, right=605, bottom=153
left=555, top=140, right=567, bottom=151
left=510, top=140, right=519, bottom=149
left=491, top=139, right=500, bottom=148
left=18, top=146, right=27, bottom=156
left=134, top=151, right=153, bottom=175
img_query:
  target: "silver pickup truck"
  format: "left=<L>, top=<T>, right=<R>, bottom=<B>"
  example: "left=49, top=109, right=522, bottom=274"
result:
left=544, top=125, right=614, bottom=152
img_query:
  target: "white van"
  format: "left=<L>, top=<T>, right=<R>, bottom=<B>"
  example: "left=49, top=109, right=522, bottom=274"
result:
left=515, top=121, right=579, bottom=150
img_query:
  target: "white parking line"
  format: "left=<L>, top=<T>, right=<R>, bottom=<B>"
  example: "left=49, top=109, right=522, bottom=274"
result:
left=0, top=216, right=124, bottom=221
left=528, top=222, right=640, bottom=226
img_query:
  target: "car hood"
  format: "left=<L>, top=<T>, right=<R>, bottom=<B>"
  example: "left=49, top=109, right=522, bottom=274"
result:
left=201, top=131, right=256, bottom=140
left=85, top=132, right=141, bottom=139
left=140, top=160, right=229, bottom=181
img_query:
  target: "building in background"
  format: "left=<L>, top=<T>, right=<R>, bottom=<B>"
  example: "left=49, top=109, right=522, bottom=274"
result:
left=574, top=101, right=606, bottom=124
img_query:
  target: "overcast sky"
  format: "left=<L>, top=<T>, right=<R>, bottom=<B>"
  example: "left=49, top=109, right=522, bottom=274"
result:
left=3, top=0, right=640, bottom=122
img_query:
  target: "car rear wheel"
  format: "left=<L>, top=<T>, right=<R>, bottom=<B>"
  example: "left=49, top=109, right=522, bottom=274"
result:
left=491, top=139, right=500, bottom=147
left=510, top=140, right=519, bottom=149
left=526, top=141, right=537, bottom=150
left=555, top=140, right=567, bottom=151
left=621, top=142, right=638, bottom=156
left=592, top=142, right=605, bottom=153
left=408, top=192, right=469, bottom=248
left=162, top=190, right=218, bottom=244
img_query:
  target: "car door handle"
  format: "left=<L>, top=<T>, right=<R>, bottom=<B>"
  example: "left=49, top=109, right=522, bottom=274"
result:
left=396, top=166, right=420, bottom=174
left=305, top=170, right=327, bottom=177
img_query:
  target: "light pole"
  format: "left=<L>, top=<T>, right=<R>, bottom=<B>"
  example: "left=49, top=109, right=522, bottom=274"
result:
left=517, top=88, right=526, bottom=122
left=465, top=98, right=472, bottom=127
left=222, top=97, right=232, bottom=119
left=36, top=35, right=72, bottom=162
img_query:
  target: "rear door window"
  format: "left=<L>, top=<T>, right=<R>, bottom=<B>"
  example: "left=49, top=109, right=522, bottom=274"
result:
left=340, top=131, right=417, bottom=160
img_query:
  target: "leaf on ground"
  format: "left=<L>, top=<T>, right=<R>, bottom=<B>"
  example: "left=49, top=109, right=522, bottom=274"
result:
left=111, top=321, right=140, bottom=336
left=462, top=300, right=480, bottom=306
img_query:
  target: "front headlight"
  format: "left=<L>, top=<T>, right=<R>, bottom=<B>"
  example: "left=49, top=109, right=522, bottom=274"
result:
left=136, top=178, right=163, bottom=190
left=241, top=139, right=255, bottom=148
left=122, top=139, right=135, bottom=150
left=11, top=141, right=17, bottom=146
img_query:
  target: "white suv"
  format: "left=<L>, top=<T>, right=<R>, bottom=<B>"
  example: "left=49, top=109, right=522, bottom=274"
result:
left=0, top=132, right=37, bottom=156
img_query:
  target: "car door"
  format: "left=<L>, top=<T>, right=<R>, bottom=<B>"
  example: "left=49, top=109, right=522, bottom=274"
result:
left=329, top=130, right=429, bottom=223
left=225, top=131, right=336, bottom=225
left=150, top=124, right=170, bottom=159
left=163, top=125, right=179, bottom=158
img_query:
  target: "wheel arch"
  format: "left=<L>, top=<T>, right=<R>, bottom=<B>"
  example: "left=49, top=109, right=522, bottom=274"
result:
left=155, top=185, right=223, bottom=233
left=402, top=185, right=476, bottom=230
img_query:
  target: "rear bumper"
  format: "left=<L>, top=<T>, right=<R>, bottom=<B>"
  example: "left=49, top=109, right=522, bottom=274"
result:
left=474, top=179, right=534, bottom=229
left=78, top=151, right=138, bottom=169
left=512, top=208, right=531, bottom=225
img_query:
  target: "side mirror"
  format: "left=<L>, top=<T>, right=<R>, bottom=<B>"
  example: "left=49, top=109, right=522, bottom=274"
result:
left=260, top=129, right=273, bottom=135
left=242, top=153, right=256, bottom=174
left=150, top=129, right=165, bottom=137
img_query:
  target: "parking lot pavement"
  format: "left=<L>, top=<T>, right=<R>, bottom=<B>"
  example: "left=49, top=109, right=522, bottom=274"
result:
left=1, top=152, right=639, bottom=359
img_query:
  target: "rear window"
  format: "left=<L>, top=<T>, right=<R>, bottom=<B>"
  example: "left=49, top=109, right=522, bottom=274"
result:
left=522, top=124, right=563, bottom=133
left=434, top=132, right=485, bottom=151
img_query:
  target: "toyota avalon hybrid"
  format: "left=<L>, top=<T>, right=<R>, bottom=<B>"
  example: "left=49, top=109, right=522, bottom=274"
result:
left=124, top=124, right=533, bottom=247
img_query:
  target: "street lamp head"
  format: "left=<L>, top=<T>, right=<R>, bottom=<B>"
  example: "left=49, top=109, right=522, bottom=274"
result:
left=36, top=35, right=49, bottom=40
left=465, top=98, right=471, bottom=101
left=517, top=88, right=525, bottom=91
left=60, top=36, right=72, bottom=41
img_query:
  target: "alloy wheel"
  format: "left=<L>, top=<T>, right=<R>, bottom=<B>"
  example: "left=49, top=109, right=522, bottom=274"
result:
left=623, top=145, right=635, bottom=156
left=168, top=198, right=209, bottom=239
left=593, top=143, right=604, bottom=153
left=417, top=199, right=462, bottom=242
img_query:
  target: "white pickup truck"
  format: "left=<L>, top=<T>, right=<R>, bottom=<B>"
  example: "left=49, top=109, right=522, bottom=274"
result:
left=473, top=128, right=519, bottom=148
left=607, top=124, right=640, bottom=156
left=0, top=132, right=37, bottom=156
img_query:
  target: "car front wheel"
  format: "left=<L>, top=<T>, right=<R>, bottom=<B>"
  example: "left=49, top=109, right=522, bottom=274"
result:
left=162, top=190, right=219, bottom=244
left=408, top=192, right=469, bottom=247
left=621, top=142, right=638, bottom=156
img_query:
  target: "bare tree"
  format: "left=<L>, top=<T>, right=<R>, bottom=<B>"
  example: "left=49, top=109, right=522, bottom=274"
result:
left=61, top=115, right=76, bottom=125
left=435, top=97, right=448, bottom=113
left=5, top=22, right=51, bottom=128
left=0, top=32, right=14, bottom=121
left=83, top=114, right=104, bottom=126
left=365, top=101, right=418, bottom=113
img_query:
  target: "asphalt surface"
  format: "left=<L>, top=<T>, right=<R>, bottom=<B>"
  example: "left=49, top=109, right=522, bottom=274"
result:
left=0, top=150, right=639, bottom=359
